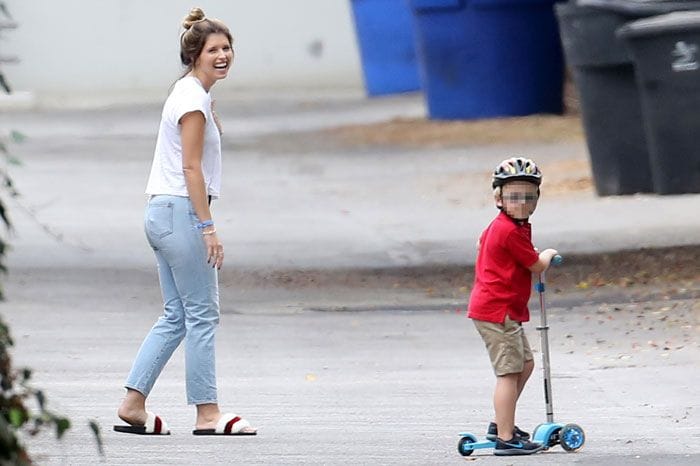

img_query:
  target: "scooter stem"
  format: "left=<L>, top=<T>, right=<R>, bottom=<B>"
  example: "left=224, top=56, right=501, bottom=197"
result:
left=536, top=270, right=555, bottom=424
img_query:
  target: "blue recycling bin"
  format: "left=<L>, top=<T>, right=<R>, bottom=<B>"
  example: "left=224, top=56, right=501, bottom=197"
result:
left=351, top=0, right=422, bottom=96
left=408, top=0, right=565, bottom=119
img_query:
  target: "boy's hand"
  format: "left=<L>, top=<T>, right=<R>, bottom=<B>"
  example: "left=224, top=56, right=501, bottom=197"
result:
left=540, top=248, right=559, bottom=268
left=529, top=248, right=559, bottom=274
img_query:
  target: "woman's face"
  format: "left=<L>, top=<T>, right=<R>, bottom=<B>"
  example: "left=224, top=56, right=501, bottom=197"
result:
left=193, top=33, right=234, bottom=86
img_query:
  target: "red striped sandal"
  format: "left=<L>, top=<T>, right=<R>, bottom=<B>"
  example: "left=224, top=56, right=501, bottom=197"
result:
left=192, top=413, right=257, bottom=436
left=113, top=411, right=170, bottom=435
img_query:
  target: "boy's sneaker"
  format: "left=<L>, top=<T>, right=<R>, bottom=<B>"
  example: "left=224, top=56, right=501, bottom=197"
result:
left=486, top=422, right=530, bottom=441
left=493, top=435, right=545, bottom=456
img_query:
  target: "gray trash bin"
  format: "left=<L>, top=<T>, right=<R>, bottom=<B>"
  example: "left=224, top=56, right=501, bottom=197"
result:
left=557, top=0, right=700, bottom=195
left=557, top=1, right=653, bottom=195
left=618, top=12, right=700, bottom=194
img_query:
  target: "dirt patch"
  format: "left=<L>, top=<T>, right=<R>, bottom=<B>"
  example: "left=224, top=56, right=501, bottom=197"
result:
left=535, top=158, right=594, bottom=195
left=318, top=114, right=584, bottom=149
left=220, top=245, right=700, bottom=305
left=236, top=114, right=586, bottom=154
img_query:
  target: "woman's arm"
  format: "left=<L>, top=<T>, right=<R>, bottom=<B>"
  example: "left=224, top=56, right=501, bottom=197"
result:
left=181, top=110, right=224, bottom=269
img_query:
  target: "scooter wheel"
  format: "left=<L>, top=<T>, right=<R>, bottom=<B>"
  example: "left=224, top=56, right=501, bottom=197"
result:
left=560, top=424, right=585, bottom=452
left=457, top=435, right=477, bottom=456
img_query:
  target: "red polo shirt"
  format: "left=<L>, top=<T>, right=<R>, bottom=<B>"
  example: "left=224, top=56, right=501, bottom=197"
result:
left=468, top=211, right=539, bottom=323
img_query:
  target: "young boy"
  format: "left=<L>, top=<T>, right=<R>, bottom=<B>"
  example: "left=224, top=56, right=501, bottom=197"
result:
left=468, top=157, right=558, bottom=456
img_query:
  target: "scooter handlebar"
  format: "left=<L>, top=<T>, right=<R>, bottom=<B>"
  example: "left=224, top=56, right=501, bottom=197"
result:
left=551, top=254, right=563, bottom=266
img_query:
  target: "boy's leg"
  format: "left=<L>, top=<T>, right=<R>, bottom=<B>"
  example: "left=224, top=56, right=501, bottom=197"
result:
left=474, top=317, right=535, bottom=441
left=517, top=360, right=534, bottom=396
left=475, top=318, right=544, bottom=455
left=511, top=326, right=535, bottom=435
left=495, top=358, right=532, bottom=439
left=494, top=373, right=519, bottom=440
left=516, top=332, right=535, bottom=399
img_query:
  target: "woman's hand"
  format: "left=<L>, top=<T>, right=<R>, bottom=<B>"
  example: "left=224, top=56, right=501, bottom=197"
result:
left=202, top=228, right=224, bottom=269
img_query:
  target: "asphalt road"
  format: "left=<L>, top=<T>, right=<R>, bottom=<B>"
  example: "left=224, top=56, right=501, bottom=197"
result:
left=3, top=265, right=699, bottom=465
left=1, top=94, right=698, bottom=465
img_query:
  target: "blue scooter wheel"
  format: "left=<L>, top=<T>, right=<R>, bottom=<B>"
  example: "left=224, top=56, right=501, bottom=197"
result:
left=560, top=424, right=585, bottom=452
left=457, top=435, right=477, bottom=456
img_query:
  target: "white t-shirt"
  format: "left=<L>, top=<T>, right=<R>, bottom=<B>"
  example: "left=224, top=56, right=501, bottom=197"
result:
left=145, top=76, right=222, bottom=198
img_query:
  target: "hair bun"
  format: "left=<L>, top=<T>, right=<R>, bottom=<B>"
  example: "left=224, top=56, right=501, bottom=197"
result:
left=182, top=7, right=206, bottom=30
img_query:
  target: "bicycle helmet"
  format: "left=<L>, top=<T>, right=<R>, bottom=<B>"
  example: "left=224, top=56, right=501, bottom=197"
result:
left=492, top=157, right=542, bottom=189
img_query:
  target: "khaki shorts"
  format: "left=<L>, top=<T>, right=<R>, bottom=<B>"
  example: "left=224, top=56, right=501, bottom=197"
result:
left=473, top=316, right=533, bottom=376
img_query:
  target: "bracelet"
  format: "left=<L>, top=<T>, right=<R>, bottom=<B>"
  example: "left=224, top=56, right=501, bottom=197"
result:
left=196, top=220, right=214, bottom=229
left=202, top=228, right=217, bottom=236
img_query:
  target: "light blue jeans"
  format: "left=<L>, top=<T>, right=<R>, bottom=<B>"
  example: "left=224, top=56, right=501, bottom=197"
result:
left=125, top=195, right=220, bottom=405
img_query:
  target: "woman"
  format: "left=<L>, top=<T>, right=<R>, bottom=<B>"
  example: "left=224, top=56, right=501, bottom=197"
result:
left=114, top=7, right=256, bottom=436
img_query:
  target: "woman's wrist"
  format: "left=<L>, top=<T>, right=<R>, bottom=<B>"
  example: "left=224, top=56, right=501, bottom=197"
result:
left=196, top=219, right=214, bottom=229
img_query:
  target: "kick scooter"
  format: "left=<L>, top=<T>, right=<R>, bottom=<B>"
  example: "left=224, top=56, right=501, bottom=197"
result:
left=458, top=255, right=586, bottom=456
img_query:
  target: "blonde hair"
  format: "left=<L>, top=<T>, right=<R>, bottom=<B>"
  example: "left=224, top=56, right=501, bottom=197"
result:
left=179, top=7, right=233, bottom=74
left=493, top=186, right=504, bottom=209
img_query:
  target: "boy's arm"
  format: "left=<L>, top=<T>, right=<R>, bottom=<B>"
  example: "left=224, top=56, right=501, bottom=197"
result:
left=528, top=248, right=559, bottom=274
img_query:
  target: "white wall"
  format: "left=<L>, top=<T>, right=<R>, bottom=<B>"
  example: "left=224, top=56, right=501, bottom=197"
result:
left=1, top=0, right=365, bottom=106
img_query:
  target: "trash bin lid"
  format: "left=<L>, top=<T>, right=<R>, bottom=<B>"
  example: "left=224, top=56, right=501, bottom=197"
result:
left=556, top=1, right=638, bottom=66
left=580, top=0, right=700, bottom=16
left=617, top=10, right=700, bottom=37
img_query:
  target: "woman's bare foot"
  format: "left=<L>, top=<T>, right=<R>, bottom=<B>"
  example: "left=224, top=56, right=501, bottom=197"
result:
left=195, top=403, right=221, bottom=430
left=195, top=404, right=257, bottom=433
left=118, top=388, right=148, bottom=425
left=117, top=406, right=147, bottom=426
left=236, top=424, right=257, bottom=434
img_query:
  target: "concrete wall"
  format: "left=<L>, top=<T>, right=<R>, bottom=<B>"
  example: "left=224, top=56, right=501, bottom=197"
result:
left=1, top=0, right=365, bottom=106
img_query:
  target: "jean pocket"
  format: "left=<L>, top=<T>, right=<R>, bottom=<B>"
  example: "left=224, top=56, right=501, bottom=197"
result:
left=146, top=203, right=174, bottom=239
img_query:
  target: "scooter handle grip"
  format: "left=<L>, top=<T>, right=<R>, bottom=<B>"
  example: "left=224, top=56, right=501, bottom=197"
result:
left=551, top=254, right=563, bottom=266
